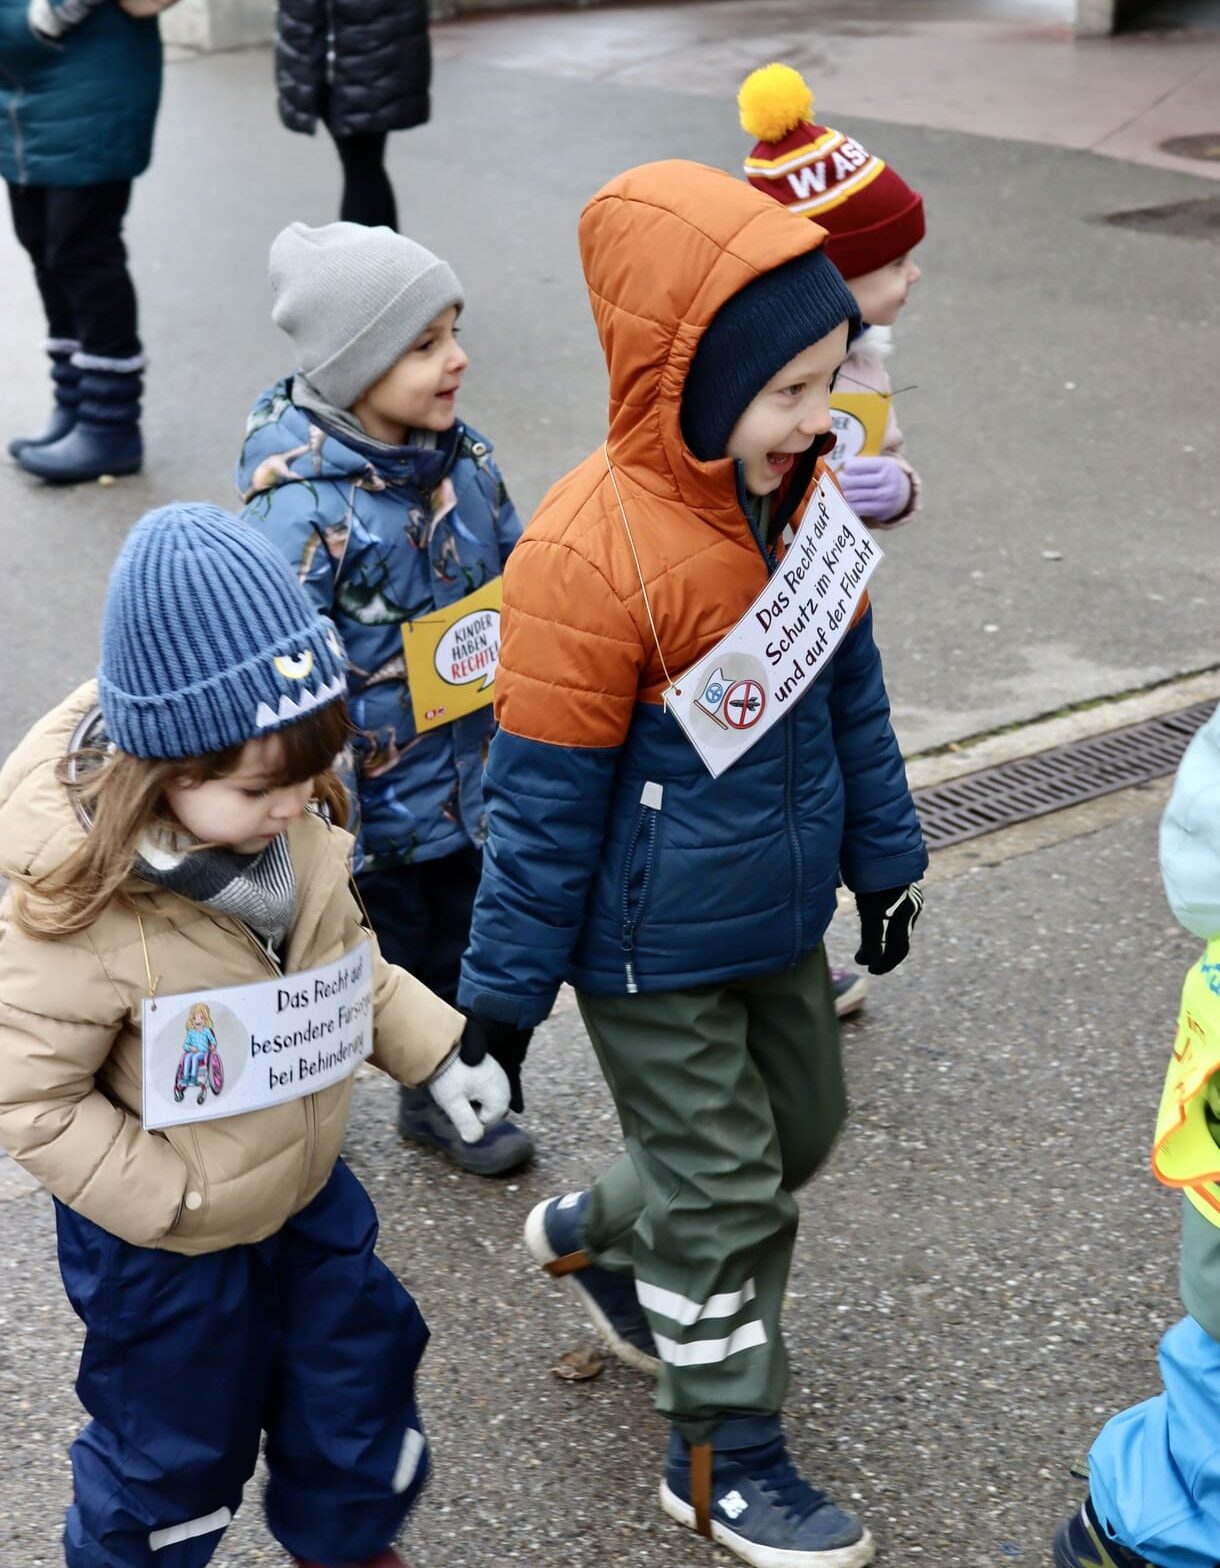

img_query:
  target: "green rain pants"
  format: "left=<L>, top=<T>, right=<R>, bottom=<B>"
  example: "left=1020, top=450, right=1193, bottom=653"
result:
left=575, top=944, right=847, bottom=1443
left=1181, top=1196, right=1220, bottom=1342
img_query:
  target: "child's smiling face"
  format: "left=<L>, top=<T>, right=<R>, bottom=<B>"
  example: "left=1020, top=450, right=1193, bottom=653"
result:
left=726, top=323, right=849, bottom=497
left=847, top=251, right=921, bottom=328
left=351, top=306, right=469, bottom=444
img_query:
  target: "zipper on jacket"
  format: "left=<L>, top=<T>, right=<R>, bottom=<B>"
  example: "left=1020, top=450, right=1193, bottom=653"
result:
left=734, top=462, right=778, bottom=572
left=621, top=785, right=663, bottom=994
left=7, top=85, right=27, bottom=185
left=211, top=913, right=283, bottom=978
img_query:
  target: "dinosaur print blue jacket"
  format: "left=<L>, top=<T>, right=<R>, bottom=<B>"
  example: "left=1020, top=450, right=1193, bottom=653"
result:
left=237, top=379, right=522, bottom=872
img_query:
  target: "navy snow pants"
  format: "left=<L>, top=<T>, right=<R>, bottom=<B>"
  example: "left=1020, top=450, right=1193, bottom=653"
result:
left=55, top=1160, right=429, bottom=1566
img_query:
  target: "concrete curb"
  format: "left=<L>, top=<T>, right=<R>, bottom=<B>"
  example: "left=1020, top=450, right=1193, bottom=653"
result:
left=904, top=667, right=1220, bottom=792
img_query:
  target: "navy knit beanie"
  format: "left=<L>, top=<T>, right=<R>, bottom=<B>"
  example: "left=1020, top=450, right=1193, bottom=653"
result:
left=680, top=247, right=860, bottom=462
left=99, top=503, right=347, bottom=760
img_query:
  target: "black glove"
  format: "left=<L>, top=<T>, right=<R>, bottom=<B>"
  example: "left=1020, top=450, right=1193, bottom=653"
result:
left=854, top=883, right=924, bottom=975
left=459, top=1013, right=533, bottom=1115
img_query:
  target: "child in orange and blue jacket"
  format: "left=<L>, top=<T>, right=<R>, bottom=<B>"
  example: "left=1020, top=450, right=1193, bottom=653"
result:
left=457, top=159, right=927, bottom=1567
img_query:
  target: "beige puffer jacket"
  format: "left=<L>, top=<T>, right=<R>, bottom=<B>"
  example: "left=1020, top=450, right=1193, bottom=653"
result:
left=0, top=684, right=464, bottom=1255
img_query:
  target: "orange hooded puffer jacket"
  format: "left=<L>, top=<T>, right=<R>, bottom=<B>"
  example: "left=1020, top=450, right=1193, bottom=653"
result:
left=459, top=161, right=926, bottom=1024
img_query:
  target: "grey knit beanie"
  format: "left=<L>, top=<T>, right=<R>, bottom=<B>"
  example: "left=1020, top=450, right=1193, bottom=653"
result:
left=269, top=222, right=465, bottom=409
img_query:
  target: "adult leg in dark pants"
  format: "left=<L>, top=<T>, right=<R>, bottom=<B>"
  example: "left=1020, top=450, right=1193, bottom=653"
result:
left=9, top=181, right=144, bottom=482
left=7, top=182, right=82, bottom=455
left=327, top=127, right=398, bottom=229
left=357, top=846, right=534, bottom=1176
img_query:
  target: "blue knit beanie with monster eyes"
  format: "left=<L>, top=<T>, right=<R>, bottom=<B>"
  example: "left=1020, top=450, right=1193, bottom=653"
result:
left=99, top=503, right=347, bottom=760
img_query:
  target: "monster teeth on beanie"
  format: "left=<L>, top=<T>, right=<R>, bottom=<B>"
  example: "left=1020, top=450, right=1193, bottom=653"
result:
left=738, top=63, right=926, bottom=280
left=269, top=220, right=465, bottom=409
left=98, top=502, right=347, bottom=760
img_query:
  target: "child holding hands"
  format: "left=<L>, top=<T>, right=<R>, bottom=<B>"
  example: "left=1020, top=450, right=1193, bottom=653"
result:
left=459, top=159, right=927, bottom=1566
left=0, top=503, right=508, bottom=1567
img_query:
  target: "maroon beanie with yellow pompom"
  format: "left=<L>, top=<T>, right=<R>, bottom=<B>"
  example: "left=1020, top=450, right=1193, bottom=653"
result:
left=739, top=64, right=925, bottom=281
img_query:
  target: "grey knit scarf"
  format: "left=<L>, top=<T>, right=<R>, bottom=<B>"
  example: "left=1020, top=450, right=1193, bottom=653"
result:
left=70, top=706, right=298, bottom=951
left=136, top=831, right=297, bottom=953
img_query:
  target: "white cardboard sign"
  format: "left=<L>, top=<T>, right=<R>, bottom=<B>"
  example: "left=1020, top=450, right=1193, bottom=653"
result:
left=141, top=940, right=373, bottom=1130
left=663, top=476, right=881, bottom=778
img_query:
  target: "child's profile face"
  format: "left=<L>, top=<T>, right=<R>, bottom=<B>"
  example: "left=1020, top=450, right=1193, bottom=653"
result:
left=351, top=306, right=469, bottom=444
left=164, top=734, right=315, bottom=854
left=726, top=323, right=849, bottom=497
left=848, top=252, right=921, bottom=328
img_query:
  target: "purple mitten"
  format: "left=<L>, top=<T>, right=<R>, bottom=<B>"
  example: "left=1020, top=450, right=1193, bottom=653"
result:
left=838, top=456, right=912, bottom=523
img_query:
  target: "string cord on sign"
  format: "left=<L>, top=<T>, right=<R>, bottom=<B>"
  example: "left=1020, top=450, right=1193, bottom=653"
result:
left=603, top=444, right=681, bottom=701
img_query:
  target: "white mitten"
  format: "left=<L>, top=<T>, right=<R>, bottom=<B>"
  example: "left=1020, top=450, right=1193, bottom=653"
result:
left=427, top=1051, right=510, bottom=1143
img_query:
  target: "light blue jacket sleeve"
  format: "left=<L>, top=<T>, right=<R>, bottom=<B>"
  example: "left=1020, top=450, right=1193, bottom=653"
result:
left=1160, top=704, right=1220, bottom=940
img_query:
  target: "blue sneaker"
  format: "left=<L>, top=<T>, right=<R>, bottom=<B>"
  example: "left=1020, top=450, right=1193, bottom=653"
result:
left=660, top=1416, right=874, bottom=1567
left=524, top=1191, right=660, bottom=1374
left=397, top=1085, right=534, bottom=1176
left=1054, top=1496, right=1155, bottom=1568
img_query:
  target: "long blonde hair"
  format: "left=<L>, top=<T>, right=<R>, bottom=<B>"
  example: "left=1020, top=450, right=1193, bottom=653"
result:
left=11, top=701, right=350, bottom=940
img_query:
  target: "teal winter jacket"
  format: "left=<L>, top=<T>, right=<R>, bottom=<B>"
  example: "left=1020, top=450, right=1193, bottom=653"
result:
left=0, top=0, right=161, bottom=186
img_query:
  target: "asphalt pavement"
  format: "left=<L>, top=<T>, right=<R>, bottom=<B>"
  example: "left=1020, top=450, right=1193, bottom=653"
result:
left=0, top=787, right=1197, bottom=1563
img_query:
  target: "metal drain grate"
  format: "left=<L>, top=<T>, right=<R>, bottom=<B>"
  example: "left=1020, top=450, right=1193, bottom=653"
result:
left=912, top=701, right=1214, bottom=851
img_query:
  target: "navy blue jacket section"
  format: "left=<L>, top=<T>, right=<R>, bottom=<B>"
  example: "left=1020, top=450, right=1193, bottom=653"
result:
left=460, top=606, right=927, bottom=1027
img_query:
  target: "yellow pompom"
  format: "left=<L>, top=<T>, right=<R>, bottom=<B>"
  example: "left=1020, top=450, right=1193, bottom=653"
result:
left=738, top=63, right=814, bottom=144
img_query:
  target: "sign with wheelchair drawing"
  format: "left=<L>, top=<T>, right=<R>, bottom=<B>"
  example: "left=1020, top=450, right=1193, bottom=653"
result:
left=141, top=942, right=373, bottom=1130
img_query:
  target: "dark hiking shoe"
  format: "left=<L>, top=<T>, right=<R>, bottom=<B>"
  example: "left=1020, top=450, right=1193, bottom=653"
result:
left=524, top=1190, right=660, bottom=1374
left=831, top=967, right=867, bottom=1019
left=397, top=1084, right=533, bottom=1176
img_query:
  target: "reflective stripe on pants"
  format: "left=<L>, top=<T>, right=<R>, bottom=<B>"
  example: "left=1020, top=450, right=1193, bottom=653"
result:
left=577, top=945, right=846, bottom=1443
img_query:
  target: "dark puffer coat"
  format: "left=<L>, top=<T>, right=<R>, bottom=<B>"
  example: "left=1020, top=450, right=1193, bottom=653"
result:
left=275, top=0, right=430, bottom=138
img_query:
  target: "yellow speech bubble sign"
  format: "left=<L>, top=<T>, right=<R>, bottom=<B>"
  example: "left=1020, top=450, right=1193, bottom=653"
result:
left=1152, top=939, right=1220, bottom=1225
left=402, top=576, right=503, bottom=734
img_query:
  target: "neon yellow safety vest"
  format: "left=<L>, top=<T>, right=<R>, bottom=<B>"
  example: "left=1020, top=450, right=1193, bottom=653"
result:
left=1153, top=939, right=1220, bottom=1227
